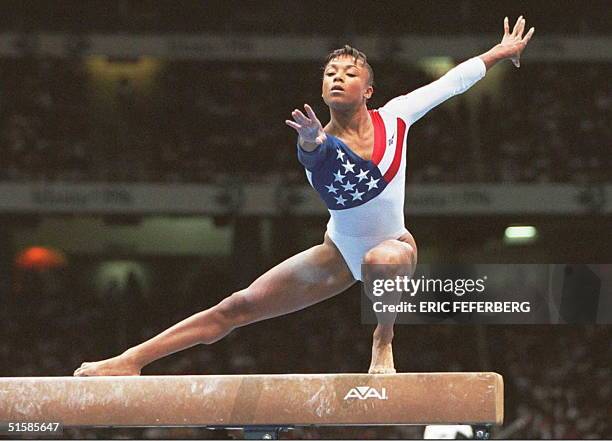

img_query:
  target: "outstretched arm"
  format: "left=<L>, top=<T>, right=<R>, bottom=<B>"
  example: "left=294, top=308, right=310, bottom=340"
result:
left=382, top=16, right=535, bottom=125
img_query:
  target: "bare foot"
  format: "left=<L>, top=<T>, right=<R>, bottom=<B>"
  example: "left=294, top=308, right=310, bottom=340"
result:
left=368, top=342, right=396, bottom=374
left=74, top=354, right=142, bottom=376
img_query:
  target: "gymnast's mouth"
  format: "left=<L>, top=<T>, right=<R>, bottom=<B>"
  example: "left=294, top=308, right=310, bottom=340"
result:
left=331, top=85, right=344, bottom=91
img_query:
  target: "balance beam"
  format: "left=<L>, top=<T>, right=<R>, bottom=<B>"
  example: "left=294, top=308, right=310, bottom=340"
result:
left=0, top=373, right=503, bottom=427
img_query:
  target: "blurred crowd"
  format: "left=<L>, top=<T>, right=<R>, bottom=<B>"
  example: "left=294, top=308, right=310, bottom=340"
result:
left=1, top=0, right=610, bottom=35
left=0, top=56, right=610, bottom=184
left=2, top=264, right=610, bottom=439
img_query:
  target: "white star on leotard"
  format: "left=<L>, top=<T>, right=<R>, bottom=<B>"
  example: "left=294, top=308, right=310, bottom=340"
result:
left=356, top=168, right=369, bottom=182
left=334, top=194, right=347, bottom=206
left=325, top=183, right=338, bottom=194
left=350, top=189, right=365, bottom=201
left=341, top=160, right=355, bottom=174
left=341, top=181, right=356, bottom=192
left=333, top=170, right=345, bottom=183
left=336, top=149, right=345, bottom=161
left=366, top=177, right=380, bottom=191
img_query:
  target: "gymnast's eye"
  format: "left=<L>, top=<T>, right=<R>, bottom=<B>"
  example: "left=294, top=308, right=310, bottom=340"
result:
left=325, top=72, right=335, bottom=76
left=347, top=73, right=357, bottom=77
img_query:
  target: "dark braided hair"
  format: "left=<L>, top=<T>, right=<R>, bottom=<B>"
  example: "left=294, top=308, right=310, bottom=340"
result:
left=323, top=44, right=374, bottom=86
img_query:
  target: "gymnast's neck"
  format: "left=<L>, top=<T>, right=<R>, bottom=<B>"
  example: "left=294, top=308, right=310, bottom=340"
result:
left=325, top=103, right=371, bottom=138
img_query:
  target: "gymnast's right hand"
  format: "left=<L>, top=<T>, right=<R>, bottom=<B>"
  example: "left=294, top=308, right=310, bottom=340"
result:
left=285, top=103, right=327, bottom=150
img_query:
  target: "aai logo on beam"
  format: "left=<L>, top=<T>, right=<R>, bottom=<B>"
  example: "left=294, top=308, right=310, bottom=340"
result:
left=343, top=386, right=388, bottom=400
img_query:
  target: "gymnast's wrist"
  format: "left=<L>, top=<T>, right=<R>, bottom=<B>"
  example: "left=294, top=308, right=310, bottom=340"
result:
left=479, top=44, right=504, bottom=70
left=298, top=136, right=320, bottom=152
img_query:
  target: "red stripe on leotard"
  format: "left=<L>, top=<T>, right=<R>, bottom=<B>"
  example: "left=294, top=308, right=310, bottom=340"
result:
left=369, top=110, right=386, bottom=165
left=382, top=118, right=406, bottom=183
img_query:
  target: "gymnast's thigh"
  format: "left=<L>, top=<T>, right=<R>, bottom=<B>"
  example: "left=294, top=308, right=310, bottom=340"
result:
left=239, top=233, right=356, bottom=322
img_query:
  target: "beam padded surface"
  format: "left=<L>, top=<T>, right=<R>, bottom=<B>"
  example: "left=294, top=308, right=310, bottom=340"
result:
left=0, top=373, right=503, bottom=426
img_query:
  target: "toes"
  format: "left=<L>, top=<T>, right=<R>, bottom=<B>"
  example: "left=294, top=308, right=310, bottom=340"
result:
left=74, top=363, right=87, bottom=376
left=74, top=363, right=91, bottom=376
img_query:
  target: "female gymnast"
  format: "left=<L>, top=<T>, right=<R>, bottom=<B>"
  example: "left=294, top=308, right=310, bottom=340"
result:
left=75, top=17, right=534, bottom=376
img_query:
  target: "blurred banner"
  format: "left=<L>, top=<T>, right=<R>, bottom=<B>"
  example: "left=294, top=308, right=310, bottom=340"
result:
left=1, top=33, right=612, bottom=61
left=0, top=183, right=609, bottom=215
left=361, top=264, right=612, bottom=324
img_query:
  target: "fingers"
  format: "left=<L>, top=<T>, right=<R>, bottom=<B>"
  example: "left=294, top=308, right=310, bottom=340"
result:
left=286, top=104, right=321, bottom=134
left=511, top=15, right=522, bottom=36
left=513, top=26, right=534, bottom=68
left=513, top=23, right=535, bottom=69
left=504, top=16, right=509, bottom=36
left=522, top=26, right=535, bottom=44
left=292, top=109, right=310, bottom=125
left=517, top=16, right=526, bottom=38
left=285, top=120, right=301, bottom=130
left=303, top=103, right=319, bottom=122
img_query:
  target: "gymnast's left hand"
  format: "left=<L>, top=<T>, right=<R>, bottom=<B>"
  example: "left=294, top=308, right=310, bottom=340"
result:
left=498, top=15, right=535, bottom=68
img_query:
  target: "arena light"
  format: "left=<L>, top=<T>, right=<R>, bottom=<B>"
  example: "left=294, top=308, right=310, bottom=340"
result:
left=15, top=246, right=67, bottom=270
left=417, top=57, right=456, bottom=78
left=504, top=225, right=538, bottom=244
left=85, top=56, right=162, bottom=83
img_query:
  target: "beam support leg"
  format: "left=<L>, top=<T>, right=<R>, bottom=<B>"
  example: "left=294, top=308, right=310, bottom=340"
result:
left=473, top=424, right=491, bottom=440
left=243, top=426, right=287, bottom=440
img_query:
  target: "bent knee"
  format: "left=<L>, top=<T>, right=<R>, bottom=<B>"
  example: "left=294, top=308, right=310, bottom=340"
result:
left=215, top=289, right=260, bottom=327
left=363, top=243, right=415, bottom=266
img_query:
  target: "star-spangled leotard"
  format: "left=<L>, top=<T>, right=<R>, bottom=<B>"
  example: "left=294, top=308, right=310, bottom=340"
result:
left=297, top=57, right=487, bottom=280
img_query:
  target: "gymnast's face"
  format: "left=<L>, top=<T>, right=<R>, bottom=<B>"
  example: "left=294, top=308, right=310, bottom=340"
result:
left=322, top=56, right=373, bottom=110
